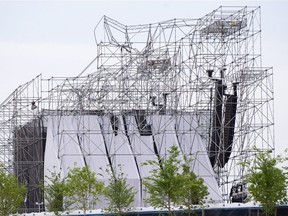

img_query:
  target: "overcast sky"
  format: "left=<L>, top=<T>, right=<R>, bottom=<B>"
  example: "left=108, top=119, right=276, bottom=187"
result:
left=0, top=0, right=287, bottom=154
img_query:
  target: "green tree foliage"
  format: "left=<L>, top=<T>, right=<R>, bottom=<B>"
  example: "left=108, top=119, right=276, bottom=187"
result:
left=142, top=145, right=183, bottom=215
left=179, top=163, right=208, bottom=214
left=103, top=165, right=135, bottom=215
left=64, top=166, right=104, bottom=215
left=0, top=165, right=26, bottom=216
left=142, top=145, right=208, bottom=215
left=41, top=171, right=66, bottom=215
left=245, top=148, right=287, bottom=216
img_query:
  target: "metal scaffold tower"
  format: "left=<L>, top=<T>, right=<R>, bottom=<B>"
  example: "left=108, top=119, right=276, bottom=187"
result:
left=0, top=6, right=274, bottom=212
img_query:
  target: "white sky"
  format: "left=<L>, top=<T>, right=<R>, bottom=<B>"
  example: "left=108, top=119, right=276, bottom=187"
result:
left=0, top=0, right=287, bottom=154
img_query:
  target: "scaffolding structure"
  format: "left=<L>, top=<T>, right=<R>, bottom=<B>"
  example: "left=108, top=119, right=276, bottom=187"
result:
left=0, top=6, right=274, bottom=212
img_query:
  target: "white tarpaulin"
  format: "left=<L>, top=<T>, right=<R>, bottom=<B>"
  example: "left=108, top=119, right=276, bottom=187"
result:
left=44, top=114, right=222, bottom=208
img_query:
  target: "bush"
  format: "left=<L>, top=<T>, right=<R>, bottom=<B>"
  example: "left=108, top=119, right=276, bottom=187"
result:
left=0, top=165, right=26, bottom=215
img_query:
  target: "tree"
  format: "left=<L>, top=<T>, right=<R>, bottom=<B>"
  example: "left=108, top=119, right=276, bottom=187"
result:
left=142, top=145, right=186, bottom=215
left=64, top=166, right=104, bottom=215
left=41, top=171, right=66, bottom=215
left=0, top=165, right=26, bottom=216
left=179, top=163, right=208, bottom=215
left=142, top=146, right=209, bottom=215
left=103, top=164, right=135, bottom=215
left=245, top=148, right=287, bottom=216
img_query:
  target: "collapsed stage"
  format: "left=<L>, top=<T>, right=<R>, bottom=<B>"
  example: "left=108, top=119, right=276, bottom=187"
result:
left=0, top=6, right=274, bottom=212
